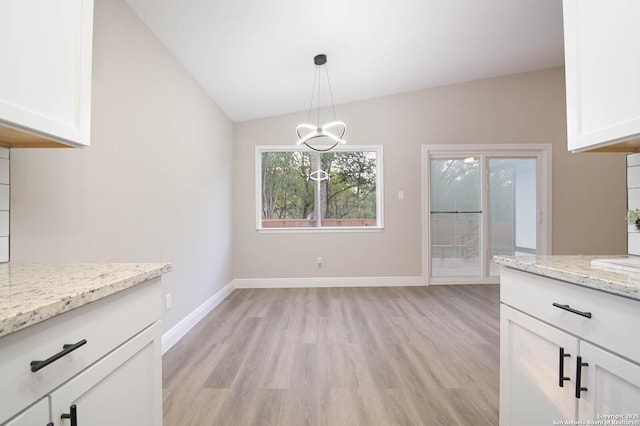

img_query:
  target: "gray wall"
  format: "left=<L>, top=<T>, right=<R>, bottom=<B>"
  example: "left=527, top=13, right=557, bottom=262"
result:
left=9, top=0, right=234, bottom=334
left=234, top=67, right=627, bottom=280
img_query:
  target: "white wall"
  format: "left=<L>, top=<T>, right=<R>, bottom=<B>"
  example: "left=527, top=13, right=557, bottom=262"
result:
left=234, top=68, right=627, bottom=280
left=9, top=0, right=234, bottom=334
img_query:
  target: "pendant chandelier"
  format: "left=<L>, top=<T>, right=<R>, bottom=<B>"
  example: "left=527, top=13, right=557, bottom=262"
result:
left=296, top=54, right=347, bottom=152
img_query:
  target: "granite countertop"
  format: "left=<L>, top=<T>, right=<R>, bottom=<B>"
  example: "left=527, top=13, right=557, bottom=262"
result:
left=0, top=263, right=171, bottom=338
left=493, top=255, right=640, bottom=301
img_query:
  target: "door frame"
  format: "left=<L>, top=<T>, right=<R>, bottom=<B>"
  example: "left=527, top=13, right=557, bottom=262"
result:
left=421, top=144, right=553, bottom=285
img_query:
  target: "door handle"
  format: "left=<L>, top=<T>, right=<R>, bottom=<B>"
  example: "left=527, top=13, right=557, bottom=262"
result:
left=552, top=303, right=592, bottom=319
left=575, top=356, right=589, bottom=398
left=61, top=404, right=78, bottom=426
left=31, top=340, right=87, bottom=372
left=559, top=347, right=571, bottom=387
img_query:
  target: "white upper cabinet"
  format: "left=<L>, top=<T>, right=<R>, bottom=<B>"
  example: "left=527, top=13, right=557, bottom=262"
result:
left=563, top=0, right=640, bottom=152
left=0, top=0, right=93, bottom=148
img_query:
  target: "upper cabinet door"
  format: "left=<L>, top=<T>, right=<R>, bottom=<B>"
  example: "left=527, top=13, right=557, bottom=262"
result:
left=0, top=0, right=93, bottom=148
left=564, top=0, right=640, bottom=152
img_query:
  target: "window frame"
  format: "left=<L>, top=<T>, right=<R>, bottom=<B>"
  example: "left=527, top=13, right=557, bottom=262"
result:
left=255, top=145, right=384, bottom=233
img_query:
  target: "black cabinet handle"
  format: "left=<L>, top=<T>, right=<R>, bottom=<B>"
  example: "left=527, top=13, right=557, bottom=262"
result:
left=552, top=303, right=592, bottom=318
left=61, top=404, right=78, bottom=426
left=575, top=356, right=589, bottom=398
left=30, top=340, right=87, bottom=372
left=558, top=347, right=571, bottom=387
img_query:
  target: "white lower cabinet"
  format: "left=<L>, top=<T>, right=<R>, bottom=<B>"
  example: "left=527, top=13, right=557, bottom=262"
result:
left=578, top=341, right=640, bottom=420
left=4, top=323, right=161, bottom=426
left=0, top=278, right=163, bottom=426
left=500, top=267, right=640, bottom=426
left=51, top=323, right=162, bottom=426
left=4, top=400, right=49, bottom=426
left=501, top=306, right=579, bottom=424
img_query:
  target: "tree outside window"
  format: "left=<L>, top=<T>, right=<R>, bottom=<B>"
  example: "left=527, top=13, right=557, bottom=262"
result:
left=257, top=147, right=383, bottom=230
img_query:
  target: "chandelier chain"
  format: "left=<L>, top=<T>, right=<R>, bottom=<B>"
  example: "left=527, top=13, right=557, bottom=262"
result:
left=307, top=67, right=319, bottom=125
left=324, top=64, right=339, bottom=122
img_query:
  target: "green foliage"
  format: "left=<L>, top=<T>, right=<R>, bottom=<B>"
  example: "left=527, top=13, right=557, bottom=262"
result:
left=627, top=208, right=640, bottom=231
left=262, top=151, right=313, bottom=219
left=261, top=150, right=378, bottom=222
left=327, top=151, right=377, bottom=219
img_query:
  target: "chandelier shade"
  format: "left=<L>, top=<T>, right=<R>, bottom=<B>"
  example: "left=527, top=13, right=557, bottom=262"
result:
left=295, top=54, right=347, bottom=152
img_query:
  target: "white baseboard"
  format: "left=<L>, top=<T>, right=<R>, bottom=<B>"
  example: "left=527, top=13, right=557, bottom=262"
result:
left=161, top=280, right=235, bottom=354
left=234, top=276, right=425, bottom=288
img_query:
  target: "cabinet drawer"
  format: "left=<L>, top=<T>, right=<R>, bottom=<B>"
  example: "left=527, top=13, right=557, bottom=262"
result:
left=0, top=277, right=161, bottom=424
left=500, top=267, right=640, bottom=362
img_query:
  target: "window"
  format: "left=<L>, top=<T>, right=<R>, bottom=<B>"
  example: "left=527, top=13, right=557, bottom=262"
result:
left=256, top=146, right=383, bottom=231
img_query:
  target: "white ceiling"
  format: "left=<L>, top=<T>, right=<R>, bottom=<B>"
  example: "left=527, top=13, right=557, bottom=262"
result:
left=123, top=0, right=564, bottom=123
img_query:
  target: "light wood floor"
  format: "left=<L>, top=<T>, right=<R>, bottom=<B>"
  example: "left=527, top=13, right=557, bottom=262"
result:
left=162, top=285, right=500, bottom=426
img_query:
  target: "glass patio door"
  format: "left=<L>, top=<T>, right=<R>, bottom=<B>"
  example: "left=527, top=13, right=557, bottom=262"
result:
left=430, top=158, right=482, bottom=278
left=425, top=145, right=550, bottom=284
left=488, top=158, right=538, bottom=276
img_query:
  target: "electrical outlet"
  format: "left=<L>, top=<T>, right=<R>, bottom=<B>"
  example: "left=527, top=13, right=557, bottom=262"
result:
left=316, top=257, right=323, bottom=268
left=165, top=293, right=173, bottom=310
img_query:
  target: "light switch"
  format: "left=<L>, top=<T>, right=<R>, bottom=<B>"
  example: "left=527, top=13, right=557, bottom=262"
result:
left=398, top=190, right=405, bottom=200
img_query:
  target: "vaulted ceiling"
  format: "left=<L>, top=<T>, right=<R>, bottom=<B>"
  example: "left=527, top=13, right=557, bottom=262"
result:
left=124, top=0, right=564, bottom=123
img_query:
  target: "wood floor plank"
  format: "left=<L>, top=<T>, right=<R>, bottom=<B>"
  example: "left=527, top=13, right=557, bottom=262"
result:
left=203, top=317, right=264, bottom=389
left=261, top=336, right=297, bottom=389
left=381, top=388, right=427, bottom=425
left=278, top=387, right=317, bottom=426
left=162, top=343, right=229, bottom=424
left=288, top=343, right=319, bottom=389
left=341, top=343, right=377, bottom=389
left=163, top=284, right=500, bottom=425
left=175, top=389, right=229, bottom=426
left=303, top=288, right=319, bottom=343
left=249, top=388, right=286, bottom=426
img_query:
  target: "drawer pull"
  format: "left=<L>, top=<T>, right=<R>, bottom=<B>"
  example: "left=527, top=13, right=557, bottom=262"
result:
left=30, top=339, right=88, bottom=372
left=61, top=404, right=78, bottom=426
left=575, top=356, right=588, bottom=398
left=552, top=303, right=592, bottom=318
left=558, top=347, right=571, bottom=387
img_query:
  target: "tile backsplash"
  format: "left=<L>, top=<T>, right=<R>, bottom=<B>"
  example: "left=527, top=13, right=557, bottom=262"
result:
left=628, top=153, right=640, bottom=255
left=0, top=147, right=8, bottom=262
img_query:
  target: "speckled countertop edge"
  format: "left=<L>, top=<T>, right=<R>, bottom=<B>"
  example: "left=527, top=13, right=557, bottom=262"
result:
left=493, top=255, right=640, bottom=301
left=0, top=263, right=171, bottom=338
